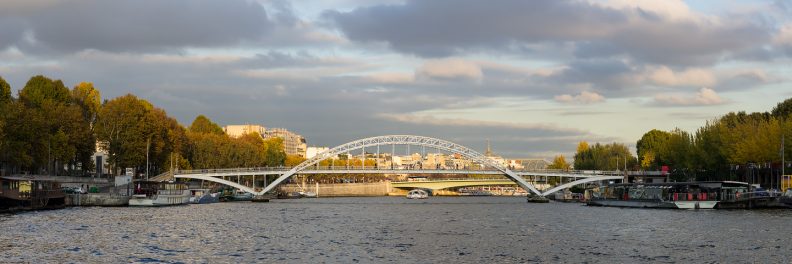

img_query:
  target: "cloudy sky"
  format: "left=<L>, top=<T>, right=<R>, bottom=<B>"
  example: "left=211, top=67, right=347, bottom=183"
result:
left=1, top=0, right=791, bottom=159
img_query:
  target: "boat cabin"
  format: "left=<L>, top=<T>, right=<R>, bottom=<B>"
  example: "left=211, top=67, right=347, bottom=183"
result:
left=590, top=181, right=750, bottom=202
left=0, top=176, right=65, bottom=210
left=133, top=181, right=189, bottom=197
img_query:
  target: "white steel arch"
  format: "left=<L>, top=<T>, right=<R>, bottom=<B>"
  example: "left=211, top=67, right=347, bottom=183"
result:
left=258, top=135, right=543, bottom=195
left=175, top=174, right=256, bottom=194
left=540, top=176, right=623, bottom=196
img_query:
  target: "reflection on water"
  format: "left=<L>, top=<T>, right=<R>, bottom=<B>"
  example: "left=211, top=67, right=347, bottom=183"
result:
left=1, top=197, right=791, bottom=263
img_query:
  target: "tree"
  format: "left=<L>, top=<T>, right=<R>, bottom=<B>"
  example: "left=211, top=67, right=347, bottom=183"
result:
left=145, top=107, right=190, bottom=175
left=574, top=142, right=636, bottom=170
left=573, top=141, right=592, bottom=169
left=70, top=82, right=101, bottom=175
left=8, top=75, right=90, bottom=175
left=548, top=155, right=570, bottom=170
left=0, top=76, right=10, bottom=169
left=262, top=137, right=286, bottom=166
left=576, top=141, right=589, bottom=153
left=189, top=115, right=224, bottom=135
left=18, top=75, right=71, bottom=107
left=0, top=76, right=10, bottom=106
left=772, top=98, right=792, bottom=119
left=285, top=155, right=306, bottom=167
left=96, top=94, right=151, bottom=175
left=636, top=129, right=671, bottom=170
left=71, top=82, right=101, bottom=128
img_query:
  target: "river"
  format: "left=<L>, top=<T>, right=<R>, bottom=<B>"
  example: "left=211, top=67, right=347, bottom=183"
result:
left=1, top=197, right=790, bottom=263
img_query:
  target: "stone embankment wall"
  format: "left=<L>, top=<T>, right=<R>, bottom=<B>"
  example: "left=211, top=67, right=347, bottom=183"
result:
left=279, top=182, right=392, bottom=197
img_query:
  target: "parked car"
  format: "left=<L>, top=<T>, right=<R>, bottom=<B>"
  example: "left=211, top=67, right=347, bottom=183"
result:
left=61, top=186, right=87, bottom=194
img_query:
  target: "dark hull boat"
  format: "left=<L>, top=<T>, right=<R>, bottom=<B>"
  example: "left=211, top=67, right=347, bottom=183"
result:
left=0, top=176, right=66, bottom=212
left=586, top=181, right=755, bottom=209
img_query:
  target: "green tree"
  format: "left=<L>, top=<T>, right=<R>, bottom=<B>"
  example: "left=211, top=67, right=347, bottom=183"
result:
left=8, top=75, right=91, bottom=175
left=189, top=115, right=225, bottom=135
left=96, top=94, right=151, bottom=175
left=574, top=142, right=636, bottom=170
left=0, top=76, right=10, bottom=106
left=636, top=129, right=671, bottom=170
left=0, top=76, right=10, bottom=171
left=18, top=75, right=71, bottom=107
left=772, top=98, right=792, bottom=119
left=145, top=108, right=190, bottom=175
left=263, top=137, right=286, bottom=166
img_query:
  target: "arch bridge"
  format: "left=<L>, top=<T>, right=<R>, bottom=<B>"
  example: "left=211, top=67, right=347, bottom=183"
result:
left=171, top=135, right=623, bottom=197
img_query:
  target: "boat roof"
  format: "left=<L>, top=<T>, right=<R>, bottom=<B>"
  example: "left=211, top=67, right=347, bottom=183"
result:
left=606, top=181, right=750, bottom=187
left=1, top=175, right=58, bottom=182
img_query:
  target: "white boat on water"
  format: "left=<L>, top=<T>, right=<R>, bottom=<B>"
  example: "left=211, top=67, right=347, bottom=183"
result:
left=299, top=191, right=318, bottom=198
left=406, top=189, right=429, bottom=199
left=189, top=189, right=220, bottom=204
left=129, top=181, right=191, bottom=206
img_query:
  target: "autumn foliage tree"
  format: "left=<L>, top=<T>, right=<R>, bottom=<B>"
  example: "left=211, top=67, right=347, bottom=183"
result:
left=0, top=74, right=299, bottom=177
left=0, top=75, right=96, bottom=175
left=548, top=155, right=570, bottom=170
left=186, top=115, right=287, bottom=170
left=635, top=100, right=792, bottom=183
left=95, top=94, right=188, bottom=177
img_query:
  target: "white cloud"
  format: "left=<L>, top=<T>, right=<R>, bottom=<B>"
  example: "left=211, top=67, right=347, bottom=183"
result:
left=646, top=66, right=717, bottom=87
left=594, top=0, right=703, bottom=22
left=377, top=113, right=587, bottom=134
left=415, top=58, right=483, bottom=82
left=554, top=91, right=605, bottom=104
left=362, top=72, right=414, bottom=84
left=774, top=24, right=792, bottom=46
left=653, top=87, right=726, bottom=106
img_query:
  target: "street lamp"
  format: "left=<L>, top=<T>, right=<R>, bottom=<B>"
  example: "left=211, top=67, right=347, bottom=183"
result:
left=146, top=137, right=150, bottom=181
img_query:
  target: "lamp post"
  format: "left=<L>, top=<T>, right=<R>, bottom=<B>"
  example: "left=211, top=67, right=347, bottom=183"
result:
left=146, top=137, right=150, bottom=181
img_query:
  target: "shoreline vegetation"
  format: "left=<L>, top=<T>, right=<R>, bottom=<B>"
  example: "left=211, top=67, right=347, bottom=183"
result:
left=553, top=98, right=791, bottom=186
left=1, top=74, right=791, bottom=186
left=0, top=75, right=293, bottom=178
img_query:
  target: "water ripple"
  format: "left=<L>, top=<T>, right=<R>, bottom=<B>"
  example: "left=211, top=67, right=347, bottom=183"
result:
left=1, top=197, right=792, bottom=263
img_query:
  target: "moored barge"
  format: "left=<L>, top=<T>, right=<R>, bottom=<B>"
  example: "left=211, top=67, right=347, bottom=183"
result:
left=586, top=181, right=753, bottom=209
left=0, top=176, right=66, bottom=212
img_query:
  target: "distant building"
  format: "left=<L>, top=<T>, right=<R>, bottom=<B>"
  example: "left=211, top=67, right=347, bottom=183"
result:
left=224, top=124, right=308, bottom=157
left=223, top=124, right=266, bottom=138
left=93, top=142, right=111, bottom=177
left=511, top=159, right=550, bottom=170
left=306, top=146, right=330, bottom=159
left=484, top=139, right=508, bottom=167
left=264, top=128, right=307, bottom=157
left=424, top=153, right=448, bottom=169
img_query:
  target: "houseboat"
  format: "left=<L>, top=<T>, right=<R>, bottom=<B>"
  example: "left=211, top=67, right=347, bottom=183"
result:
left=0, top=176, right=66, bottom=212
left=128, top=181, right=190, bottom=206
left=586, top=181, right=752, bottom=209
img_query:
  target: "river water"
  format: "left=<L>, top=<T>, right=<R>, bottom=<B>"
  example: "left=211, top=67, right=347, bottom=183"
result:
left=1, top=197, right=790, bottom=263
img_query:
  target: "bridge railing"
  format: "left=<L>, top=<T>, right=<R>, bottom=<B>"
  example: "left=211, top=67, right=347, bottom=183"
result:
left=173, top=166, right=638, bottom=176
left=393, top=177, right=524, bottom=182
left=174, top=167, right=291, bottom=175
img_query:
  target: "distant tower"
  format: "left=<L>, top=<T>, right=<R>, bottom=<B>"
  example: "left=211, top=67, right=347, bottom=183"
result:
left=485, top=139, right=493, bottom=157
